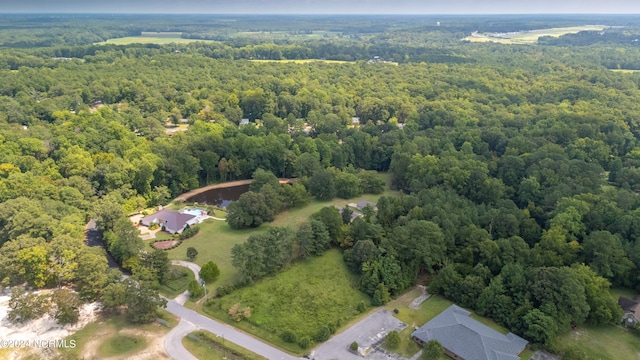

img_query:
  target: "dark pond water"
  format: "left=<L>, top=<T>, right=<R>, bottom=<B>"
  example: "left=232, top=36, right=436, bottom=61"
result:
left=186, top=183, right=250, bottom=208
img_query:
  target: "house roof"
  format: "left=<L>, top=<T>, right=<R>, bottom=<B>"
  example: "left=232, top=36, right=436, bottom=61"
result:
left=356, top=200, right=377, bottom=210
left=618, top=296, right=640, bottom=314
left=140, top=209, right=196, bottom=233
left=412, top=305, right=528, bottom=360
left=338, top=208, right=363, bottom=221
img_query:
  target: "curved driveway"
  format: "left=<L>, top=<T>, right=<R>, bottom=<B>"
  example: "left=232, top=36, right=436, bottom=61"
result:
left=164, top=299, right=300, bottom=360
left=171, top=260, right=202, bottom=283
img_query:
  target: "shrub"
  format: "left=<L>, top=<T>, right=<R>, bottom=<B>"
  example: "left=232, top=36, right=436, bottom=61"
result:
left=385, top=330, right=400, bottom=348
left=188, top=280, right=204, bottom=299
left=372, top=283, right=390, bottom=306
left=422, top=340, right=444, bottom=360
left=316, top=325, right=331, bottom=342
left=179, top=225, right=200, bottom=240
left=228, top=303, right=251, bottom=321
left=349, top=341, right=359, bottom=353
left=186, top=247, right=198, bottom=260
left=200, top=261, right=220, bottom=283
left=148, top=223, right=159, bottom=230
left=281, top=330, right=297, bottom=343
left=215, top=285, right=233, bottom=297
left=298, top=336, right=311, bottom=349
left=356, top=301, right=367, bottom=313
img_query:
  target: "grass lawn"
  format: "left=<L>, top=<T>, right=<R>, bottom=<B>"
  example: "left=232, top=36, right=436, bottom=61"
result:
left=153, top=231, right=174, bottom=240
left=61, top=314, right=172, bottom=359
left=610, top=287, right=636, bottom=301
left=202, top=249, right=371, bottom=355
left=158, top=265, right=196, bottom=297
left=183, top=330, right=268, bottom=360
left=167, top=173, right=400, bottom=297
left=167, top=218, right=271, bottom=292
left=98, top=335, right=146, bottom=357
left=557, top=324, right=640, bottom=359
left=157, top=308, right=180, bottom=328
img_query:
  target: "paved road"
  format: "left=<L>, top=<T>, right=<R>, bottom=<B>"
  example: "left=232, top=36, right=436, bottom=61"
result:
left=164, top=319, right=198, bottom=360
left=164, top=299, right=300, bottom=360
left=84, top=219, right=128, bottom=273
left=311, top=309, right=406, bottom=360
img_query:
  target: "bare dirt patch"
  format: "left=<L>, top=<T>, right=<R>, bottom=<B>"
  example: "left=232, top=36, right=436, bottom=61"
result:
left=0, top=291, right=99, bottom=360
left=153, top=241, right=179, bottom=250
left=79, top=320, right=170, bottom=360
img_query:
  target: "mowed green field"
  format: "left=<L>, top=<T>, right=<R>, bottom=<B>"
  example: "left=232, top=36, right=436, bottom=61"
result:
left=558, top=325, right=640, bottom=359
left=464, top=25, right=606, bottom=44
left=98, top=32, right=214, bottom=45
left=203, top=249, right=371, bottom=355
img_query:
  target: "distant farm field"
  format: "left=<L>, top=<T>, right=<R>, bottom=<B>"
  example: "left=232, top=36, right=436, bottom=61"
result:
left=249, top=59, right=353, bottom=64
left=233, top=30, right=343, bottom=40
left=464, top=25, right=606, bottom=44
left=610, top=69, right=640, bottom=73
left=98, top=32, right=214, bottom=45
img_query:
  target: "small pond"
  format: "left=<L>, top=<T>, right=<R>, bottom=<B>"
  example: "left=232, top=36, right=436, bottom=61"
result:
left=186, top=183, right=250, bottom=208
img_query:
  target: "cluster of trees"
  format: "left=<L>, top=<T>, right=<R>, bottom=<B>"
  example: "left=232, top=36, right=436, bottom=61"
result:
left=230, top=206, right=342, bottom=285
left=6, top=14, right=640, bottom=349
left=8, top=287, right=83, bottom=325
left=227, top=169, right=309, bottom=229
left=227, top=167, right=383, bottom=229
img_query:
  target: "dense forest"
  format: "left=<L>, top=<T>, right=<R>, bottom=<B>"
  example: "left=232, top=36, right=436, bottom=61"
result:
left=5, top=14, right=640, bottom=355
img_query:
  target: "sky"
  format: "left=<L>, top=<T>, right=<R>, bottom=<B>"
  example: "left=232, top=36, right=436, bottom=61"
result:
left=4, top=0, right=640, bottom=14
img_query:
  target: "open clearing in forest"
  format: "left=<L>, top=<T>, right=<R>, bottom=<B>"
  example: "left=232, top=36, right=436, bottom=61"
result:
left=167, top=173, right=400, bottom=301
left=202, top=249, right=372, bottom=355
left=98, top=32, right=215, bottom=45
left=464, top=25, right=606, bottom=44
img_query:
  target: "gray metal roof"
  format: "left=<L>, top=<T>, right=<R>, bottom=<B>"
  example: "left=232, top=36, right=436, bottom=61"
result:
left=412, top=305, right=528, bottom=360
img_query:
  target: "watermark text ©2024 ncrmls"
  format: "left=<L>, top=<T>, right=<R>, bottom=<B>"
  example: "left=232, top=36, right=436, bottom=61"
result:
left=0, top=339, right=77, bottom=349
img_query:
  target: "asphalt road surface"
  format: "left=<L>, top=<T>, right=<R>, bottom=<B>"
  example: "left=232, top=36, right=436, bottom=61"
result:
left=164, top=299, right=300, bottom=360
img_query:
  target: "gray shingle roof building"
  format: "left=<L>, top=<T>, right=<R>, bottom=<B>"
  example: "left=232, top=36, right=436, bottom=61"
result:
left=356, top=200, right=377, bottom=210
left=412, top=305, right=528, bottom=360
left=140, top=209, right=198, bottom=234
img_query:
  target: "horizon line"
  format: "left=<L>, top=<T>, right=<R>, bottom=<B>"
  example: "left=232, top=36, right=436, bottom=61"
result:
left=2, top=12, right=640, bottom=16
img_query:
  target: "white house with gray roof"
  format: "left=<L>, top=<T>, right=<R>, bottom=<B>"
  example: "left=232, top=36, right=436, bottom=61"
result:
left=140, top=209, right=200, bottom=234
left=412, top=305, right=527, bottom=360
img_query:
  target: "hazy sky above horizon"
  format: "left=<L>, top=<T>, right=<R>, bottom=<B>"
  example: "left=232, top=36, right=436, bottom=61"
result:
left=4, top=0, right=640, bottom=14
